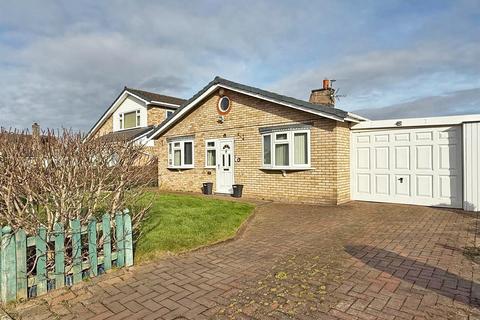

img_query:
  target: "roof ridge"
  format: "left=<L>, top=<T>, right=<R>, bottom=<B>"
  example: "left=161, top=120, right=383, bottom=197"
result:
left=125, top=87, right=185, bottom=100
left=211, top=76, right=346, bottom=114
left=124, top=87, right=186, bottom=106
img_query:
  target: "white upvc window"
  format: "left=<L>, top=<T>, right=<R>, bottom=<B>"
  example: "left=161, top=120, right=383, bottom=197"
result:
left=205, top=140, right=217, bottom=168
left=168, top=137, right=194, bottom=169
left=166, top=109, right=175, bottom=119
left=262, top=130, right=311, bottom=170
left=119, top=110, right=141, bottom=130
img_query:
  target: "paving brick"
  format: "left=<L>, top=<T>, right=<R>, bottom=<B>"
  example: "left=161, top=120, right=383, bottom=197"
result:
left=8, top=202, right=480, bottom=320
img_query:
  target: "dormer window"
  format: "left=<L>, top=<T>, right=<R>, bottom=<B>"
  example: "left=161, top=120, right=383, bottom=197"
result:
left=119, top=110, right=141, bottom=130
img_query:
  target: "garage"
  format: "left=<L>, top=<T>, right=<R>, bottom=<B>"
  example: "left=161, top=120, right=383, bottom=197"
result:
left=350, top=115, right=480, bottom=210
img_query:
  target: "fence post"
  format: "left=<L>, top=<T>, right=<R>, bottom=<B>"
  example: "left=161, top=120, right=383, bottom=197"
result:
left=1, top=226, right=17, bottom=303
left=123, top=210, right=133, bottom=267
left=88, top=219, right=98, bottom=277
left=115, top=213, right=125, bottom=267
left=15, top=229, right=27, bottom=301
left=36, top=226, right=47, bottom=296
left=70, top=219, right=82, bottom=284
left=0, top=226, right=5, bottom=303
left=102, top=214, right=112, bottom=271
left=0, top=227, right=2, bottom=301
left=54, top=222, right=65, bottom=289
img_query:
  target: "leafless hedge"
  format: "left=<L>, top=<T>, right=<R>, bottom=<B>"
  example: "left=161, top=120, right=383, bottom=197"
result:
left=0, top=128, right=155, bottom=235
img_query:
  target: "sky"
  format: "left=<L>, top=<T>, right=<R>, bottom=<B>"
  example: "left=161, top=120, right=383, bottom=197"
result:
left=0, top=0, right=479, bottom=131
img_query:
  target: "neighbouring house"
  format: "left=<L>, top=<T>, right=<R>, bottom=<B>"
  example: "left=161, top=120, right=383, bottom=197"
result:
left=85, top=87, right=186, bottom=149
left=88, top=76, right=480, bottom=212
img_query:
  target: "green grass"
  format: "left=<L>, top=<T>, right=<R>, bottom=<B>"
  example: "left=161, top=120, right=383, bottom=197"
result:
left=134, top=192, right=255, bottom=262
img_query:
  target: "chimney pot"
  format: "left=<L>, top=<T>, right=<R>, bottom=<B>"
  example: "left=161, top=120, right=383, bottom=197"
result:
left=323, top=79, right=330, bottom=89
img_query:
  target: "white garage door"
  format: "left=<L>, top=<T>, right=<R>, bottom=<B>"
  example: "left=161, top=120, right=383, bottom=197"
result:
left=351, top=126, right=463, bottom=208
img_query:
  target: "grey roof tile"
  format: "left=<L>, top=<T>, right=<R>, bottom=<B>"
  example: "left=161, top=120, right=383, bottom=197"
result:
left=97, top=126, right=153, bottom=142
left=125, top=87, right=186, bottom=106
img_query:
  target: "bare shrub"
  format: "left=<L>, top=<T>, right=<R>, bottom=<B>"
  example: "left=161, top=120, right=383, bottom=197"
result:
left=0, top=128, right=155, bottom=234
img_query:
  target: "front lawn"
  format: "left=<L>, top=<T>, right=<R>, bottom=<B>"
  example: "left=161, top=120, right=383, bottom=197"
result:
left=134, top=192, right=255, bottom=262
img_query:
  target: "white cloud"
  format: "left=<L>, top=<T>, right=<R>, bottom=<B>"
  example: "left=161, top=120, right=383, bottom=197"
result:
left=355, top=87, right=480, bottom=120
left=270, top=41, right=480, bottom=108
left=1, top=1, right=319, bottom=130
left=0, top=0, right=479, bottom=130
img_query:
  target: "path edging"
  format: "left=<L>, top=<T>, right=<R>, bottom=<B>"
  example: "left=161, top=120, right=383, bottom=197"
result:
left=0, top=308, right=12, bottom=320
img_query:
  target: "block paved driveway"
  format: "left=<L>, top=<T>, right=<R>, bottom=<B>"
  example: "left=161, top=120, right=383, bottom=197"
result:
left=10, top=201, right=480, bottom=319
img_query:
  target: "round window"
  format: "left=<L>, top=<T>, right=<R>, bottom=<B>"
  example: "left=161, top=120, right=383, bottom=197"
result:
left=218, top=96, right=231, bottom=113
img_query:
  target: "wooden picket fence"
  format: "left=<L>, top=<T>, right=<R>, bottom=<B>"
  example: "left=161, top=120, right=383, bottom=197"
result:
left=0, top=210, right=133, bottom=304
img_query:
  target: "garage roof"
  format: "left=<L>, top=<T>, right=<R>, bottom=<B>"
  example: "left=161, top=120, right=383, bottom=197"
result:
left=352, top=114, right=480, bottom=130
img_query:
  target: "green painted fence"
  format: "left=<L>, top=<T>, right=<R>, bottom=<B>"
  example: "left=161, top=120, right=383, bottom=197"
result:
left=0, top=210, right=133, bottom=304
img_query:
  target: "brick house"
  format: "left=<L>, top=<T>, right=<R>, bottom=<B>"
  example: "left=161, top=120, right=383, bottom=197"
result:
left=86, top=87, right=186, bottom=150
left=147, top=77, right=365, bottom=204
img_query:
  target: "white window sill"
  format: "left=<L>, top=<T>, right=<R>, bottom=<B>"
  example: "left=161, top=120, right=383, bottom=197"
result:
left=168, top=166, right=194, bottom=170
left=204, top=166, right=216, bottom=169
left=260, top=167, right=313, bottom=171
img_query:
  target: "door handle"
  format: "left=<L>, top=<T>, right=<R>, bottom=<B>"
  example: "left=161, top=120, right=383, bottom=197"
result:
left=398, top=177, right=404, bottom=183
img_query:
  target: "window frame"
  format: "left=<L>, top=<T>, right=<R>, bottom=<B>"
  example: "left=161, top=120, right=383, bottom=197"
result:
left=217, top=96, right=231, bottom=114
left=262, top=135, right=272, bottom=166
left=261, top=129, right=311, bottom=170
left=165, top=109, right=175, bottom=119
left=119, top=110, right=141, bottom=130
left=205, top=139, right=217, bottom=168
left=167, top=137, right=195, bottom=169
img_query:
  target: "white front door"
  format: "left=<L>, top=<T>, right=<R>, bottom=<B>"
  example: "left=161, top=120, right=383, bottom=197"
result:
left=216, top=139, right=234, bottom=194
left=351, top=126, right=463, bottom=208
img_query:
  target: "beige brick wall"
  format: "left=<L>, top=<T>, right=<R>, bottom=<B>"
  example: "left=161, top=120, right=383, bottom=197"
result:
left=335, top=122, right=351, bottom=204
left=153, top=89, right=351, bottom=204
left=147, top=106, right=172, bottom=126
left=93, top=114, right=113, bottom=138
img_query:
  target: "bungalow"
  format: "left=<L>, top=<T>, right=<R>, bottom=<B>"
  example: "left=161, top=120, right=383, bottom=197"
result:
left=88, top=76, right=480, bottom=212
left=146, top=77, right=365, bottom=205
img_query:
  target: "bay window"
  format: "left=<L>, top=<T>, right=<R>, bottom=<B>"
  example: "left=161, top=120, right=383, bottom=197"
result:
left=261, top=130, right=310, bottom=169
left=168, top=137, right=194, bottom=169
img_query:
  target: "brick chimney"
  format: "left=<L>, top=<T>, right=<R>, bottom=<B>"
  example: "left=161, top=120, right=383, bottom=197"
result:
left=309, top=79, right=335, bottom=107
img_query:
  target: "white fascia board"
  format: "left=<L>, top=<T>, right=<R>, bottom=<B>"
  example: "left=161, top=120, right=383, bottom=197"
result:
left=344, top=116, right=361, bottom=123
left=148, top=101, right=181, bottom=108
left=124, top=91, right=150, bottom=105
left=347, top=112, right=369, bottom=122
left=351, top=114, right=480, bottom=130
left=85, top=90, right=149, bottom=141
left=147, top=83, right=348, bottom=140
left=132, top=128, right=155, bottom=142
